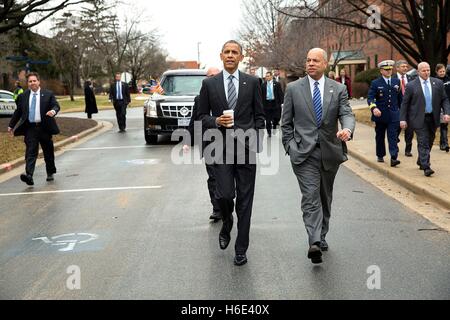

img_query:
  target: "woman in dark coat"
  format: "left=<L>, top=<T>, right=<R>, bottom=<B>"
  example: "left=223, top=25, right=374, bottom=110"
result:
left=84, top=80, right=98, bottom=119
left=436, top=64, right=450, bottom=152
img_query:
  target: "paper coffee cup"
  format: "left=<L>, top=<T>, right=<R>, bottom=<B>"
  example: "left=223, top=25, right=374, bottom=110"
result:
left=223, top=109, right=234, bottom=127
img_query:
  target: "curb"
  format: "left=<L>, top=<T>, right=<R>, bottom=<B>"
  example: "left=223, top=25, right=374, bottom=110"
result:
left=0, top=120, right=106, bottom=175
left=348, top=149, right=450, bottom=210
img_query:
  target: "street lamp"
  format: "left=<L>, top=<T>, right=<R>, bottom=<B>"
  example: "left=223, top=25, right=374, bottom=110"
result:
left=197, top=42, right=201, bottom=69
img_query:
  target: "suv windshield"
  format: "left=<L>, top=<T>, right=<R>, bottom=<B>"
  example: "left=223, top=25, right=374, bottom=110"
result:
left=161, top=75, right=205, bottom=96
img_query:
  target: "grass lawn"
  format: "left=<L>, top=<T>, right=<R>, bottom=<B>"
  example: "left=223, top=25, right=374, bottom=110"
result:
left=56, top=93, right=148, bottom=113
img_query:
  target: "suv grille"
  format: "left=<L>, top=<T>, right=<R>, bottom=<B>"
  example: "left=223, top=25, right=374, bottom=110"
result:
left=160, top=103, right=193, bottom=118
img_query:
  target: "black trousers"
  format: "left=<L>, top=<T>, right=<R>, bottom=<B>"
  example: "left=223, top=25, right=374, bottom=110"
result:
left=214, top=146, right=257, bottom=255
left=440, top=123, right=449, bottom=148
left=398, top=125, right=415, bottom=153
left=24, top=125, right=56, bottom=176
left=415, top=115, right=437, bottom=169
left=375, top=121, right=399, bottom=159
left=205, top=164, right=221, bottom=213
left=113, top=100, right=127, bottom=130
left=264, top=102, right=277, bottom=136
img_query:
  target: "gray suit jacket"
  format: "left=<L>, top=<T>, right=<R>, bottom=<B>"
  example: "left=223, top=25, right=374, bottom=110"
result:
left=400, top=77, right=450, bottom=129
left=281, top=76, right=355, bottom=171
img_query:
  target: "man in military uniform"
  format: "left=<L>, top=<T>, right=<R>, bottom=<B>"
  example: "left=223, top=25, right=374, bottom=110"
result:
left=368, top=60, right=402, bottom=167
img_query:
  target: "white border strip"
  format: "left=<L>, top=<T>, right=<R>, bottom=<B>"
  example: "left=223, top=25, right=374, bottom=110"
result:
left=0, top=186, right=162, bottom=197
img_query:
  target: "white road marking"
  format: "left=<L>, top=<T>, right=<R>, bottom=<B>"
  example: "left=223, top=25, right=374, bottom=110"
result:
left=68, top=146, right=154, bottom=151
left=0, top=186, right=162, bottom=197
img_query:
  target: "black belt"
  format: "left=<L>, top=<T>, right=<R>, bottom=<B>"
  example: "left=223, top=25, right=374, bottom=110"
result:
left=28, top=122, right=42, bottom=127
left=316, top=142, right=320, bottom=148
left=425, top=113, right=433, bottom=116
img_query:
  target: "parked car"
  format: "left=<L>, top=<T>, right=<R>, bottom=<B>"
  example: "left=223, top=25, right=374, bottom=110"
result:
left=143, top=69, right=207, bottom=144
left=0, top=90, right=17, bottom=116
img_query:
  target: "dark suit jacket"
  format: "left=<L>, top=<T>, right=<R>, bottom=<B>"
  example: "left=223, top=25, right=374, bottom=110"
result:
left=109, top=81, right=131, bottom=105
left=400, top=77, right=450, bottom=129
left=9, top=89, right=60, bottom=136
left=262, top=80, right=284, bottom=109
left=188, top=95, right=206, bottom=152
left=197, top=71, right=265, bottom=153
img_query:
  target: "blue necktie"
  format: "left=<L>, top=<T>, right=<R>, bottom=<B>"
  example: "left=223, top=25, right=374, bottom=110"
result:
left=424, top=80, right=432, bottom=113
left=117, top=82, right=122, bottom=100
left=267, top=82, right=273, bottom=100
left=313, top=82, right=322, bottom=126
left=227, top=75, right=237, bottom=110
left=29, top=93, right=37, bottom=123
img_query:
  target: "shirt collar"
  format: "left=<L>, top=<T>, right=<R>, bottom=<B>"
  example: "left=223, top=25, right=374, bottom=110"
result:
left=383, top=77, right=391, bottom=82
left=223, top=69, right=239, bottom=81
left=31, top=88, right=40, bottom=95
left=307, top=75, right=325, bottom=86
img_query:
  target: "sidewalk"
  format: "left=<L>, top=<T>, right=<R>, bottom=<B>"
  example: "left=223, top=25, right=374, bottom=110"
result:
left=347, top=120, right=450, bottom=210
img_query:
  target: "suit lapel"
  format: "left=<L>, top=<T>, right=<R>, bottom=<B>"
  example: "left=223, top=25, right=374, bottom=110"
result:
left=299, top=77, right=317, bottom=121
left=235, top=71, right=247, bottom=113
left=40, top=91, right=46, bottom=118
left=214, top=72, right=228, bottom=110
left=322, top=78, right=333, bottom=120
left=23, top=90, right=31, bottom=117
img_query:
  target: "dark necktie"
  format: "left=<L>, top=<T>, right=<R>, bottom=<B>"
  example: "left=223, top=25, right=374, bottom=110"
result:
left=313, top=81, right=322, bottom=126
left=227, top=75, right=237, bottom=110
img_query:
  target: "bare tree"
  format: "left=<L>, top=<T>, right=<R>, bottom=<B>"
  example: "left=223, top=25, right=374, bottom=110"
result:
left=271, top=0, right=450, bottom=69
left=0, top=0, right=90, bottom=33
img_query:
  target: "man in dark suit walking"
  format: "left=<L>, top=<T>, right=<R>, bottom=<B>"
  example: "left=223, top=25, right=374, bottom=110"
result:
left=281, top=48, right=355, bottom=264
left=393, top=60, right=415, bottom=156
left=109, top=72, right=131, bottom=132
left=7, top=72, right=60, bottom=186
left=262, top=71, right=284, bottom=137
left=198, top=40, right=265, bottom=266
left=185, top=67, right=222, bottom=222
left=400, top=62, right=450, bottom=177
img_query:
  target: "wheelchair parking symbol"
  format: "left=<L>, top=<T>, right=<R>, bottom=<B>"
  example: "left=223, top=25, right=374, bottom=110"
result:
left=32, top=233, right=99, bottom=252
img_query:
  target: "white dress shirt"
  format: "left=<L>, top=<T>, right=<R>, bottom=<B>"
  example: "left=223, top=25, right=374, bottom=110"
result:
left=307, top=75, right=325, bottom=106
left=397, top=73, right=408, bottom=85
left=29, top=89, right=41, bottom=123
left=223, top=69, right=239, bottom=101
left=383, top=77, right=392, bottom=85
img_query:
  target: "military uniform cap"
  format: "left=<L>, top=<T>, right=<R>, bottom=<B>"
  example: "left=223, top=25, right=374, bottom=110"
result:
left=378, top=60, right=395, bottom=70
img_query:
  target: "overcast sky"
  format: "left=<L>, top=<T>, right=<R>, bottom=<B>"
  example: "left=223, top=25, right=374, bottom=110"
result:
left=34, top=0, right=244, bottom=69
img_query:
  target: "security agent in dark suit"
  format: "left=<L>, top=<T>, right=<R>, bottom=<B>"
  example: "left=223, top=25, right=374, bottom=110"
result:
left=400, top=62, right=450, bottom=177
left=368, top=60, right=402, bottom=167
left=197, top=40, right=265, bottom=266
left=185, top=67, right=222, bottom=222
left=393, top=60, right=415, bottom=156
left=109, top=72, right=131, bottom=132
left=8, top=72, right=60, bottom=186
left=262, top=71, right=284, bottom=137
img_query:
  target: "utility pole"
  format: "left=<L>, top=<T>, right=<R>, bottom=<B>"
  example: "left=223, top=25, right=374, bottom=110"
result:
left=197, top=42, right=201, bottom=69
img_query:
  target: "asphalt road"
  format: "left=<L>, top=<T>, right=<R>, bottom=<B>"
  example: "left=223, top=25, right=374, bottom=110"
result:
left=0, top=108, right=449, bottom=300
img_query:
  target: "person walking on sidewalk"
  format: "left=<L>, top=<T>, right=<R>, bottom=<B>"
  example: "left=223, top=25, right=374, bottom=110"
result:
left=368, top=60, right=402, bottom=167
left=393, top=60, right=415, bottom=156
left=7, top=72, right=60, bottom=186
left=281, top=48, right=355, bottom=264
left=109, top=72, right=131, bottom=133
left=400, top=62, right=450, bottom=177
left=262, top=71, right=284, bottom=137
left=84, top=80, right=98, bottom=119
left=435, top=64, right=450, bottom=152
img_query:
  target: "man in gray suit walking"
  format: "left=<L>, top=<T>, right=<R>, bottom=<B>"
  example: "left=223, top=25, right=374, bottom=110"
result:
left=281, top=48, right=355, bottom=264
left=400, top=62, right=450, bottom=177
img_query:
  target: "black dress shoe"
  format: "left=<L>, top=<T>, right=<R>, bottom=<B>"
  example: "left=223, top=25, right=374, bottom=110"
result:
left=307, top=243, right=323, bottom=264
left=424, top=168, right=435, bottom=177
left=390, top=159, right=401, bottom=167
left=405, top=152, right=413, bottom=157
left=320, top=239, right=329, bottom=251
left=234, top=254, right=247, bottom=266
left=209, top=211, right=222, bottom=221
left=377, top=157, right=384, bottom=163
left=46, top=174, right=54, bottom=182
left=446, top=146, right=450, bottom=153
left=20, top=174, right=34, bottom=186
left=219, top=217, right=233, bottom=250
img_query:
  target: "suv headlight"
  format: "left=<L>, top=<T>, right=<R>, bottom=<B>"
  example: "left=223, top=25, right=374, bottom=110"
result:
left=145, top=100, right=157, bottom=117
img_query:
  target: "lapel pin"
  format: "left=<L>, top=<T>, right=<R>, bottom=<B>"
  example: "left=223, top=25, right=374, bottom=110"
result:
left=329, top=90, right=334, bottom=93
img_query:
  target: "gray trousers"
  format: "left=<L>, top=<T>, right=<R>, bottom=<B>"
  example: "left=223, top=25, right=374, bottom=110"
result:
left=291, top=147, right=339, bottom=246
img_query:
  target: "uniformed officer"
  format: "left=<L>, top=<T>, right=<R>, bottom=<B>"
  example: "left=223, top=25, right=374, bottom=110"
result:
left=368, top=60, right=402, bottom=167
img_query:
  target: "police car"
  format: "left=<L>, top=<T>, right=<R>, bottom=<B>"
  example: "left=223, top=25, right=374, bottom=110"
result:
left=0, top=90, right=16, bottom=116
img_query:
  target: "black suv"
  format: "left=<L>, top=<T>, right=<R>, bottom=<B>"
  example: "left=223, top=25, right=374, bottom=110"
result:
left=143, top=69, right=207, bottom=144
